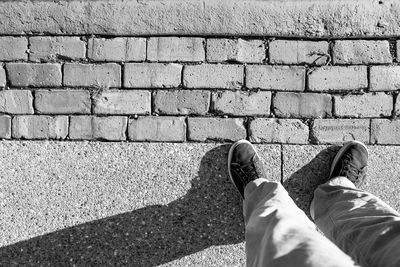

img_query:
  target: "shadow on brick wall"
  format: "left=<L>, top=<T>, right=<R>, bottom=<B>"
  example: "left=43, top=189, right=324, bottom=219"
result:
left=0, top=145, right=244, bottom=266
left=283, top=146, right=340, bottom=218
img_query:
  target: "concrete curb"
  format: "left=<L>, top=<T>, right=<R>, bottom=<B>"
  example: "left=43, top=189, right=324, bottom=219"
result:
left=1, top=0, right=399, bottom=37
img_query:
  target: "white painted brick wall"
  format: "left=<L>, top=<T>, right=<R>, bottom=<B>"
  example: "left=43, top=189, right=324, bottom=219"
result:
left=308, top=66, right=368, bottom=91
left=334, top=93, right=392, bottom=118
left=246, top=65, right=305, bottom=91
left=269, top=40, right=329, bottom=65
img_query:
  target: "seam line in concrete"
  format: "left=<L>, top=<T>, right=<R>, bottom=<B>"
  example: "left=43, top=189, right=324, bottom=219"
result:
left=369, top=119, right=373, bottom=144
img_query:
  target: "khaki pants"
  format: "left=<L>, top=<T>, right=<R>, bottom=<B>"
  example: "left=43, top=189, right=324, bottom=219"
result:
left=244, top=177, right=400, bottom=267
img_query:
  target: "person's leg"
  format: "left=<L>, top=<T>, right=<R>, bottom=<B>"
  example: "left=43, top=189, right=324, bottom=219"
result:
left=312, top=177, right=400, bottom=267
left=311, top=141, right=400, bottom=267
left=244, top=178, right=358, bottom=267
left=228, top=140, right=359, bottom=267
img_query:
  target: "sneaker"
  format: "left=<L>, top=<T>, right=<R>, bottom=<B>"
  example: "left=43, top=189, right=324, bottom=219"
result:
left=228, top=140, right=267, bottom=198
left=329, top=140, right=369, bottom=186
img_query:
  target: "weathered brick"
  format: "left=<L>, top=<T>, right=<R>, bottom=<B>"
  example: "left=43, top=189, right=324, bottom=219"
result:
left=371, top=119, right=400, bottom=144
left=333, top=40, right=392, bottom=64
left=308, top=66, right=368, bottom=91
left=0, top=37, right=27, bottom=60
left=64, top=63, right=121, bottom=87
left=311, top=119, right=370, bottom=144
left=370, top=66, right=400, bottom=91
left=93, top=90, right=150, bottom=115
left=128, top=116, right=186, bottom=142
left=250, top=118, right=309, bottom=144
left=88, top=38, right=146, bottom=61
left=207, top=39, right=265, bottom=63
left=147, top=37, right=205, bottom=62
left=0, top=115, right=11, bottom=139
left=212, top=91, right=271, bottom=116
left=29, top=37, right=86, bottom=62
left=334, top=93, right=392, bottom=118
left=154, top=90, right=210, bottom=115
left=12, top=115, right=68, bottom=139
left=183, top=64, right=243, bottom=89
left=273, top=92, right=332, bottom=118
left=0, top=66, right=6, bottom=87
left=7, top=63, right=62, bottom=87
left=246, top=65, right=305, bottom=91
left=269, top=40, right=329, bottom=65
left=0, top=90, right=33, bottom=114
left=124, top=63, right=182, bottom=88
left=69, top=116, right=127, bottom=141
left=35, top=90, right=91, bottom=114
left=188, top=118, right=246, bottom=141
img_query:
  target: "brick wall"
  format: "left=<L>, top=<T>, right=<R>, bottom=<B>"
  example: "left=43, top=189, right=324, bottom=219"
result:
left=0, top=36, right=399, bottom=144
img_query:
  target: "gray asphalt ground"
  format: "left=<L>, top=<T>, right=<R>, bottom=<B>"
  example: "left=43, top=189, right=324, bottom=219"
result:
left=0, top=141, right=399, bottom=266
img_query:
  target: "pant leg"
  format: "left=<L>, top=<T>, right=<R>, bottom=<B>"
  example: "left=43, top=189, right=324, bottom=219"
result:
left=311, top=176, right=400, bottom=267
left=244, top=178, right=359, bottom=267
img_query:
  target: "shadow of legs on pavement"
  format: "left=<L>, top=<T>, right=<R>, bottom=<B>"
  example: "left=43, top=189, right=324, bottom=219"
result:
left=283, top=146, right=340, bottom=218
left=0, top=145, right=244, bottom=266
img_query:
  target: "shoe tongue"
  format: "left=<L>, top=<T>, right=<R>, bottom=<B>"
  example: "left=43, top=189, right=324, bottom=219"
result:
left=349, top=147, right=368, bottom=168
left=233, top=144, right=256, bottom=165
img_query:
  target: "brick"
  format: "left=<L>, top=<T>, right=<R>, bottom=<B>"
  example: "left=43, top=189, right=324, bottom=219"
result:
left=333, top=40, right=392, bottom=64
left=12, top=115, right=68, bottom=139
left=183, top=64, right=243, bottom=89
left=154, top=90, right=210, bottom=115
left=64, top=63, right=121, bottom=87
left=250, top=118, right=309, bottom=144
left=246, top=65, right=305, bottom=91
left=273, top=92, right=332, bottom=118
left=269, top=40, right=329, bottom=65
left=207, top=39, right=265, bottom=63
left=7, top=63, right=62, bottom=87
left=88, top=38, right=146, bottom=61
left=188, top=118, right=246, bottom=141
left=212, top=91, right=271, bottom=116
left=124, top=63, right=182, bottom=88
left=35, top=90, right=91, bottom=114
left=147, top=37, right=205, bottom=62
left=29, top=37, right=86, bottom=62
left=93, top=90, right=150, bottom=115
left=0, top=37, right=27, bottom=60
left=334, top=93, right=392, bottom=118
left=371, top=119, right=400, bottom=144
left=0, top=66, right=6, bottom=87
left=0, top=115, right=11, bottom=139
left=0, top=90, right=33, bottom=114
left=370, top=66, right=400, bottom=91
left=128, top=116, right=186, bottom=142
left=311, top=119, right=370, bottom=144
left=69, top=116, right=127, bottom=141
left=308, top=66, right=368, bottom=91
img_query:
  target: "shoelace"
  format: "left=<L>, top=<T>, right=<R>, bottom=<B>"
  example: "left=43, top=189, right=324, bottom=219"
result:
left=232, top=155, right=259, bottom=186
left=340, top=153, right=366, bottom=182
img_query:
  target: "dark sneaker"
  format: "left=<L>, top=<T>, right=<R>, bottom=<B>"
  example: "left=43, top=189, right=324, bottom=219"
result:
left=228, top=140, right=267, bottom=198
left=329, top=140, right=369, bottom=186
